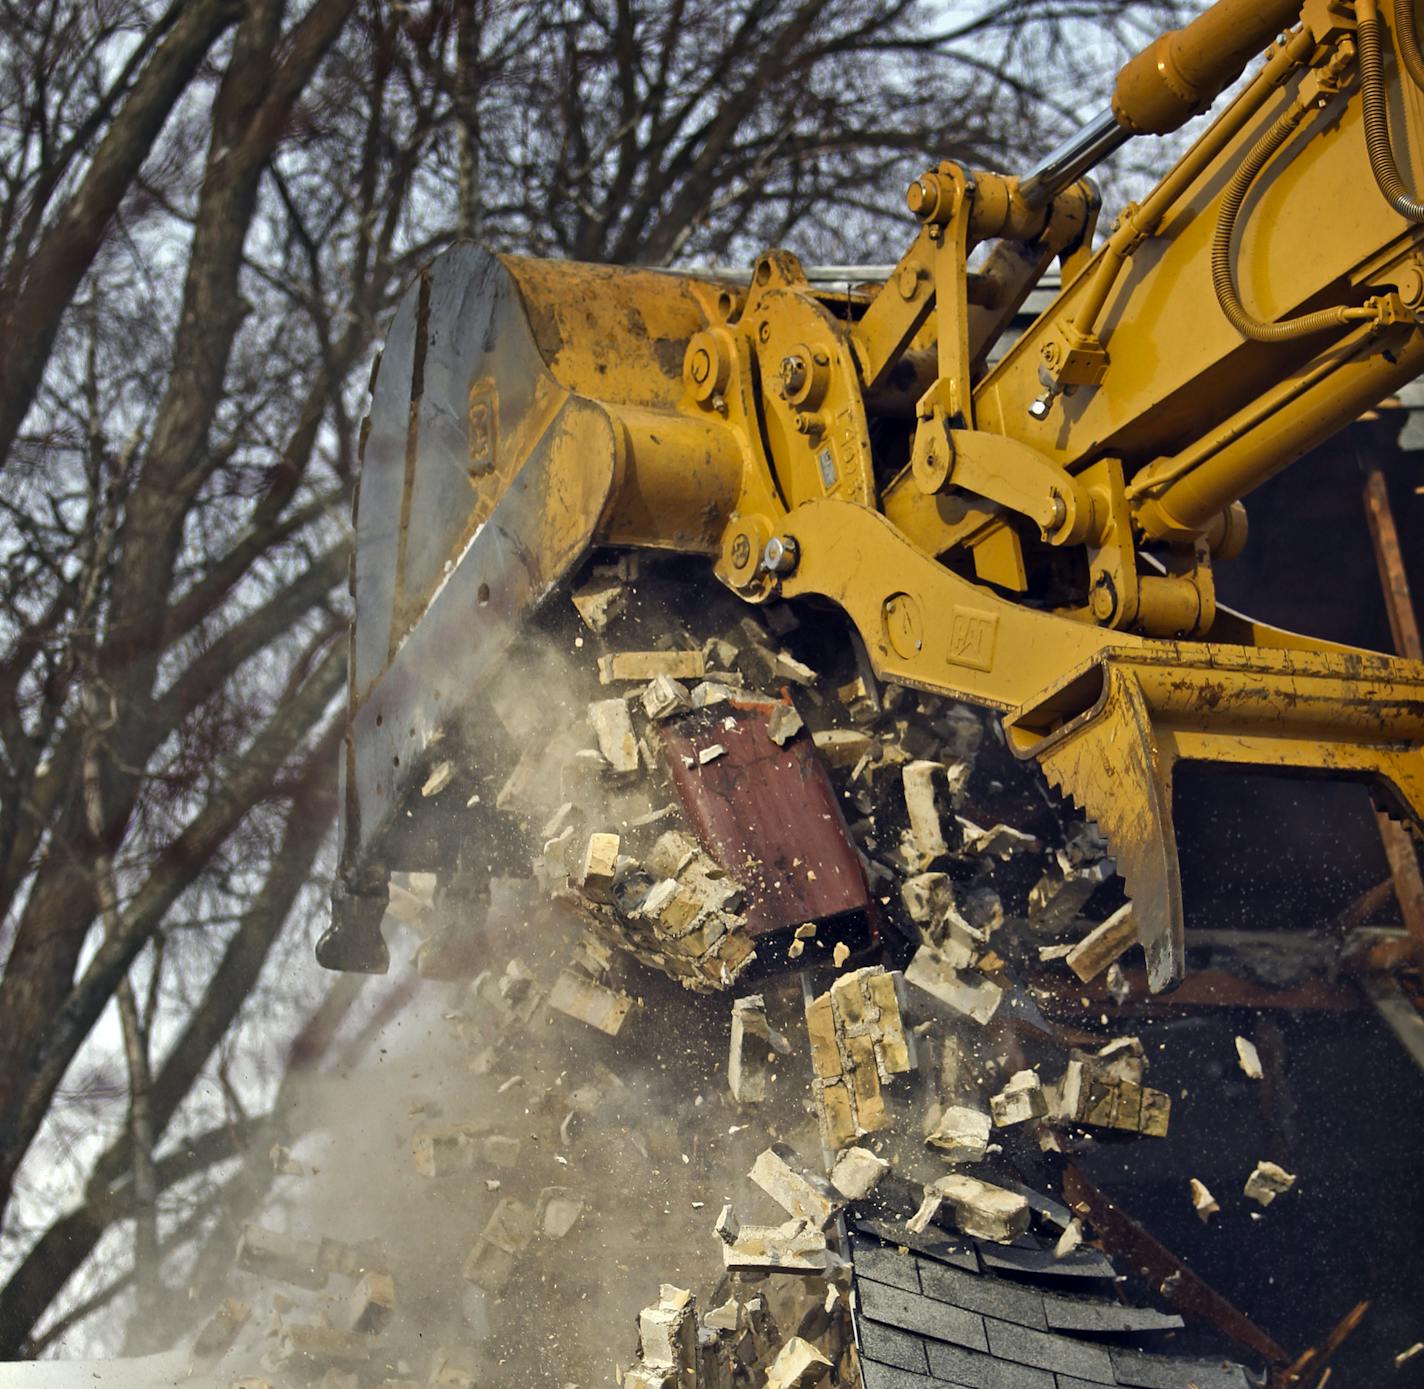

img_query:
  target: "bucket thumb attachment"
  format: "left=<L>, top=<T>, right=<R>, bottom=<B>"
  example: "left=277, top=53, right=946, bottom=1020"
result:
left=1004, top=648, right=1424, bottom=993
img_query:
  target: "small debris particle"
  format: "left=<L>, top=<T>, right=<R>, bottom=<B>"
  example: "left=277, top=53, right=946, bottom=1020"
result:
left=1235, top=1035, right=1263, bottom=1081
left=1189, top=1177, right=1219, bottom=1223
left=1244, top=1160, right=1296, bottom=1207
left=421, top=760, right=453, bottom=797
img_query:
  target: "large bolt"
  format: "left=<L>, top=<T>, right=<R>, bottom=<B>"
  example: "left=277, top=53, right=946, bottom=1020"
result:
left=1027, top=393, right=1053, bottom=421
left=1091, top=581, right=1117, bottom=622
left=761, top=535, right=799, bottom=576
left=689, top=347, right=712, bottom=384
left=780, top=355, right=808, bottom=397
left=730, top=534, right=751, bottom=568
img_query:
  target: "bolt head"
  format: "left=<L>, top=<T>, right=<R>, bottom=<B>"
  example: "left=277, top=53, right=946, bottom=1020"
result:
left=1028, top=396, right=1052, bottom=421
left=761, top=534, right=799, bottom=575
left=730, top=534, right=751, bottom=568
left=780, top=355, right=808, bottom=394
left=690, top=347, right=711, bottom=384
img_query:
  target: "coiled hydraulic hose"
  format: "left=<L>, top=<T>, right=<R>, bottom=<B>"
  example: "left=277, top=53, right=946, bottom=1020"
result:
left=1212, top=101, right=1377, bottom=340
left=1359, top=0, right=1424, bottom=222
left=1394, top=0, right=1424, bottom=98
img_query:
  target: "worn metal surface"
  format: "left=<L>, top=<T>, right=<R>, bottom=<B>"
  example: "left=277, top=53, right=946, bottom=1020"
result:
left=653, top=698, right=873, bottom=938
left=331, top=3, right=1424, bottom=997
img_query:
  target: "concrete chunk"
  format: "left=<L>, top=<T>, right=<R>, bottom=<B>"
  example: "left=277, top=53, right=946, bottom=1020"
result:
left=1190, top=1177, right=1220, bottom=1223
left=926, top=1105, right=991, bottom=1162
left=429, top=1347, right=479, bottom=1388
left=638, top=1284, right=696, bottom=1371
left=599, top=650, right=706, bottom=683
left=766, top=1336, right=832, bottom=1389
left=587, top=698, right=639, bottom=774
left=812, top=729, right=876, bottom=767
left=278, top=1323, right=371, bottom=1368
left=805, top=967, right=914, bottom=1148
left=990, top=1070, right=1047, bottom=1127
left=462, top=1197, right=535, bottom=1291
left=1028, top=850, right=1113, bottom=934
left=344, top=1271, right=395, bottom=1335
left=766, top=703, right=804, bottom=746
left=1235, top=1035, right=1263, bottom=1080
left=749, top=1143, right=844, bottom=1227
left=537, top=1186, right=584, bottom=1239
left=902, top=761, right=950, bottom=865
left=904, top=945, right=1002, bottom=1024
left=715, top=1208, right=838, bottom=1274
left=571, top=568, right=627, bottom=631
left=548, top=969, right=632, bottom=1035
left=959, top=819, right=1039, bottom=859
left=1055, top=1059, right=1170, bottom=1137
left=642, top=674, right=691, bottom=720
left=1244, top=1161, right=1296, bottom=1206
left=928, top=1173, right=1031, bottom=1243
left=728, top=994, right=790, bottom=1103
left=235, top=1225, right=326, bottom=1290
left=577, top=831, right=621, bottom=901
left=773, top=652, right=818, bottom=685
left=1065, top=903, right=1137, bottom=982
left=830, top=1145, right=889, bottom=1200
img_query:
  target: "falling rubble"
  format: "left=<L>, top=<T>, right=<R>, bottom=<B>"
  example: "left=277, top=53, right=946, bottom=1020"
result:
left=186, top=558, right=1275, bottom=1389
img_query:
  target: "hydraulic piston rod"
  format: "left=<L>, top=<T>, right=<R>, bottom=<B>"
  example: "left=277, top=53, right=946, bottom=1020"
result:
left=1019, top=0, right=1303, bottom=209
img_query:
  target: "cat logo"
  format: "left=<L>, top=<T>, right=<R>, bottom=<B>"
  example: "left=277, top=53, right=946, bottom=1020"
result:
left=949, top=606, right=997, bottom=672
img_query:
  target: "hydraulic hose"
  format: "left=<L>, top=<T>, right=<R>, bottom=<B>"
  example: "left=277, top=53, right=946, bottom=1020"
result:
left=1212, top=102, right=1377, bottom=340
left=1359, top=0, right=1424, bottom=222
left=1394, top=0, right=1424, bottom=92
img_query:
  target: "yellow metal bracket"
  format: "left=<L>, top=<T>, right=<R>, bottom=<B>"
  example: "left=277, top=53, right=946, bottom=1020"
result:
left=762, top=496, right=1424, bottom=992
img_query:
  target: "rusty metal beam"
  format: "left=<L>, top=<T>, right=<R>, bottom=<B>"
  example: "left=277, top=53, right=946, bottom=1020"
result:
left=1360, top=459, right=1424, bottom=954
left=1027, top=967, right=1361, bottom=1017
left=1060, top=1163, right=1291, bottom=1369
left=1362, top=463, right=1423, bottom=659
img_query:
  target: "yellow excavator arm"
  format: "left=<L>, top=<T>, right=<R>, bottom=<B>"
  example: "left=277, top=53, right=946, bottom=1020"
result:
left=323, top=0, right=1424, bottom=992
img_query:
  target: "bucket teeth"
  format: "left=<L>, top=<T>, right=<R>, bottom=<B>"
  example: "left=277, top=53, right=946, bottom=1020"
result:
left=1032, top=665, right=1185, bottom=993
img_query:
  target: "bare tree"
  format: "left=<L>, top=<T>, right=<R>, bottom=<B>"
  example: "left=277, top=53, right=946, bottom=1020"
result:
left=436, top=0, right=1189, bottom=266
left=0, top=0, right=1191, bottom=1360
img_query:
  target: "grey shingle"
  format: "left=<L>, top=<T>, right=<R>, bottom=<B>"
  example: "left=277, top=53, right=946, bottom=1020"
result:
left=857, top=1276, right=989, bottom=1352
left=858, top=1359, right=933, bottom=1389
left=1054, top=1378, right=1117, bottom=1389
left=859, top=1318, right=931, bottom=1374
left=1042, top=1295, right=1183, bottom=1335
left=982, top=1316, right=1116, bottom=1382
left=1110, top=1347, right=1252, bottom=1388
left=860, top=1359, right=979, bottom=1389
left=856, top=1216, right=979, bottom=1271
left=917, top=1258, right=1048, bottom=1331
left=925, top=1339, right=1056, bottom=1389
left=852, top=1237, right=923, bottom=1293
left=978, top=1240, right=1115, bottom=1280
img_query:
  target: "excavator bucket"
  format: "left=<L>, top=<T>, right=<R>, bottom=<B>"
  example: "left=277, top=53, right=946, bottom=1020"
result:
left=325, top=243, right=1424, bottom=994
